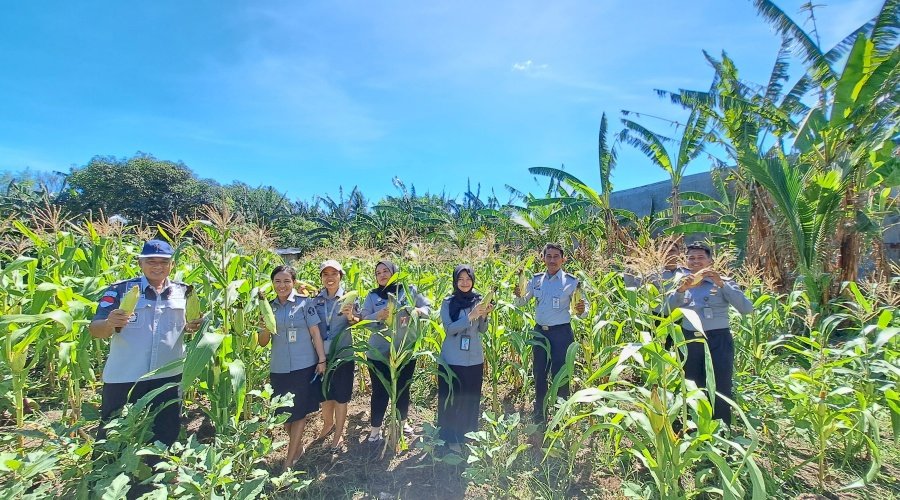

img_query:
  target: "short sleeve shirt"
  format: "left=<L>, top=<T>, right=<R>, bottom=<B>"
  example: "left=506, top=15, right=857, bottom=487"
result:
left=92, top=276, right=190, bottom=383
left=269, top=291, right=322, bottom=373
left=313, top=287, right=356, bottom=356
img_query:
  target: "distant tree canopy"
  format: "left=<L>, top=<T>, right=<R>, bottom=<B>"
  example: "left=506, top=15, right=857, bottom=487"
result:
left=61, top=153, right=217, bottom=223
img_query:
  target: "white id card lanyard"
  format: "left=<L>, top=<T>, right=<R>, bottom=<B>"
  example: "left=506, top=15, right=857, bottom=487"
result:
left=702, top=295, right=713, bottom=319
left=287, top=310, right=297, bottom=343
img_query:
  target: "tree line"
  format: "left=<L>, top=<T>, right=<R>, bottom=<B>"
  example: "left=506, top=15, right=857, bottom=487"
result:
left=2, top=0, right=897, bottom=314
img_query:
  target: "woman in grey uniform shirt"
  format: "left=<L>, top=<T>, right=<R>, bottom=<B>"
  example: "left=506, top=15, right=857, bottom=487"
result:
left=258, top=265, right=327, bottom=471
left=359, top=260, right=432, bottom=442
left=667, top=242, right=753, bottom=423
left=438, top=265, right=493, bottom=451
left=313, top=259, right=359, bottom=451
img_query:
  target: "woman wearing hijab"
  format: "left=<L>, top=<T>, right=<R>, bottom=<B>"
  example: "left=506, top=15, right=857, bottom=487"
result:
left=437, top=265, right=493, bottom=452
left=359, top=260, right=432, bottom=443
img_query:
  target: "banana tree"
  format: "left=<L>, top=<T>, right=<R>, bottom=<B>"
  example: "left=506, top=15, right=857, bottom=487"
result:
left=529, top=113, right=625, bottom=251
left=620, top=106, right=712, bottom=228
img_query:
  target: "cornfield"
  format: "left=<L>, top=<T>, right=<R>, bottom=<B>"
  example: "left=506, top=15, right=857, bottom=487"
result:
left=0, top=212, right=897, bottom=499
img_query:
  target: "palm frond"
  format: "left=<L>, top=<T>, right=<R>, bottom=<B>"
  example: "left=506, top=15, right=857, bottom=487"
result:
left=872, top=0, right=900, bottom=56
left=619, top=119, right=674, bottom=174
left=765, top=36, right=794, bottom=104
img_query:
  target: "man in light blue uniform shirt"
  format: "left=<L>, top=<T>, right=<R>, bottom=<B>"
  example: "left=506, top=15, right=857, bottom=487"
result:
left=666, top=242, right=753, bottom=423
left=514, top=243, right=587, bottom=422
left=90, top=239, right=202, bottom=446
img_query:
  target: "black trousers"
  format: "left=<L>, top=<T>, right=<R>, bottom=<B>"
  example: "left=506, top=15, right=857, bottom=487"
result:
left=437, top=363, right=484, bottom=444
left=98, top=375, right=182, bottom=446
left=532, top=323, right=574, bottom=421
left=368, top=358, right=416, bottom=427
left=682, top=328, right=734, bottom=423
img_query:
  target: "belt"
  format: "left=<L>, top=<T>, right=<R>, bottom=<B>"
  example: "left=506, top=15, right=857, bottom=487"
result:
left=683, top=327, right=730, bottom=337
left=535, top=323, right=570, bottom=332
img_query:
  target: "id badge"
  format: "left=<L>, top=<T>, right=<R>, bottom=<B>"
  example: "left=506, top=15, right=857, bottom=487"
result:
left=288, top=328, right=298, bottom=343
left=552, top=297, right=560, bottom=309
left=703, top=307, right=713, bottom=319
left=460, top=335, right=471, bottom=351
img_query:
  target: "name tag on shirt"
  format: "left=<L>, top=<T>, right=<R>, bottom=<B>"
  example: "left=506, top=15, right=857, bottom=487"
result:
left=703, top=307, right=713, bottom=319
left=460, top=335, right=471, bottom=351
left=552, top=297, right=560, bottom=309
left=288, top=329, right=298, bottom=343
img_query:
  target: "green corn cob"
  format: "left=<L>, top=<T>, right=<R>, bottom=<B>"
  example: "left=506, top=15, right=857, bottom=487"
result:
left=258, top=290, right=277, bottom=334
left=119, top=285, right=140, bottom=314
left=186, top=291, right=201, bottom=322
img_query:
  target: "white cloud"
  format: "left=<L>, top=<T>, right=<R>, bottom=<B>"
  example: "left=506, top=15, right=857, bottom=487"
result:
left=512, top=60, right=549, bottom=72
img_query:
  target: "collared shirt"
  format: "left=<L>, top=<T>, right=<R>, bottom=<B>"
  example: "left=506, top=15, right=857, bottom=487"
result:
left=269, top=291, right=321, bottom=374
left=313, top=286, right=357, bottom=357
left=666, top=276, right=754, bottom=332
left=93, top=276, right=190, bottom=383
left=360, top=285, right=432, bottom=356
left=439, top=297, right=488, bottom=366
left=515, top=269, right=584, bottom=326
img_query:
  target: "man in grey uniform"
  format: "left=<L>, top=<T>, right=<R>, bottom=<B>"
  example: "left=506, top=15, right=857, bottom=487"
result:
left=514, top=243, right=586, bottom=422
left=89, top=239, right=201, bottom=446
left=666, top=242, right=753, bottom=423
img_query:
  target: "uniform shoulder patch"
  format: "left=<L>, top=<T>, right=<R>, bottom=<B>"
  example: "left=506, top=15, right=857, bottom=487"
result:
left=308, top=307, right=316, bottom=316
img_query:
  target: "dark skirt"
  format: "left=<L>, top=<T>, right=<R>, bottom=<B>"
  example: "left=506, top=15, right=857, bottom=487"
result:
left=271, top=366, right=321, bottom=423
left=325, top=358, right=355, bottom=404
left=437, top=363, right=484, bottom=444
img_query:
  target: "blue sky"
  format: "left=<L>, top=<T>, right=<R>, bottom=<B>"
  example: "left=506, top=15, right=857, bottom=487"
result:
left=0, top=0, right=880, bottom=204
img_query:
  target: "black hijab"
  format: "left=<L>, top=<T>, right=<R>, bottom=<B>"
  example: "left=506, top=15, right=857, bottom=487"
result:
left=448, top=264, right=481, bottom=322
left=371, top=260, right=401, bottom=300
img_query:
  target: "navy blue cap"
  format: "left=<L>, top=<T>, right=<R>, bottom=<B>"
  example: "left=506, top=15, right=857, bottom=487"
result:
left=138, top=239, right=175, bottom=258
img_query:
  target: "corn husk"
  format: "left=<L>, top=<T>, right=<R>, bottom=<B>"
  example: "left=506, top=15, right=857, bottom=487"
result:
left=385, top=295, right=397, bottom=326
left=339, top=290, right=359, bottom=308
left=186, top=292, right=201, bottom=322
left=478, top=288, right=495, bottom=307
left=119, top=285, right=140, bottom=314
left=258, top=290, right=277, bottom=333
left=569, top=282, right=582, bottom=315
left=232, top=306, right=245, bottom=334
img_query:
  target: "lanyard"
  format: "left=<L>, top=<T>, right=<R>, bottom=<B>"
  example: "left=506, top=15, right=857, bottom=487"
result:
left=323, top=292, right=342, bottom=331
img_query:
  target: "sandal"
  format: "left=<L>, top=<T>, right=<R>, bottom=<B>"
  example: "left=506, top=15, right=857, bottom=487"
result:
left=316, top=425, right=335, bottom=440
left=367, top=428, right=383, bottom=443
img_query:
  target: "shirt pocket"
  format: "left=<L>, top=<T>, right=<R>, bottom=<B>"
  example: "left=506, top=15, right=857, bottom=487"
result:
left=160, top=298, right=187, bottom=334
left=122, top=298, right=153, bottom=332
